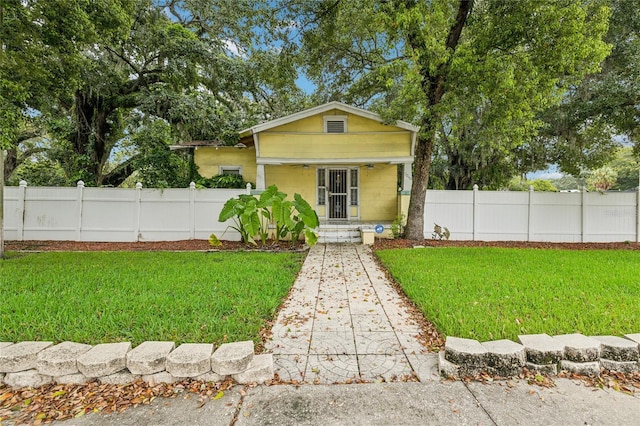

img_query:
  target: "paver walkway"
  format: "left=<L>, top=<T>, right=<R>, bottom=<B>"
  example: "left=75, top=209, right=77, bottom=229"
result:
left=266, top=243, right=439, bottom=384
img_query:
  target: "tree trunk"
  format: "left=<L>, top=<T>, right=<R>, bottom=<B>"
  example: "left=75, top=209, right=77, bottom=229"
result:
left=403, top=0, right=473, bottom=239
left=72, top=90, right=113, bottom=185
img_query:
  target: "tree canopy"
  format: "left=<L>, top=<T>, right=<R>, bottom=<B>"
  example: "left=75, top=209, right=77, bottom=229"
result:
left=289, top=0, right=611, bottom=238
left=1, top=0, right=307, bottom=187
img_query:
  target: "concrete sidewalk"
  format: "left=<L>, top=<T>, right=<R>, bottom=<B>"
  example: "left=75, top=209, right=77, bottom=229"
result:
left=267, top=243, right=439, bottom=384
left=63, top=379, right=640, bottom=425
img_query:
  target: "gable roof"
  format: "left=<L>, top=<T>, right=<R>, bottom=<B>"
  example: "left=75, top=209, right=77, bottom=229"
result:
left=239, top=101, right=420, bottom=136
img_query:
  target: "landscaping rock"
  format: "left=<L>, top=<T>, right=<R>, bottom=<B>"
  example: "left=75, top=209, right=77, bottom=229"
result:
left=232, top=354, right=274, bottom=384
left=438, top=351, right=459, bottom=378
left=211, top=341, right=254, bottom=375
left=593, top=336, right=639, bottom=362
left=55, top=373, right=89, bottom=385
left=518, top=334, right=564, bottom=365
left=624, top=334, right=640, bottom=345
left=559, top=360, right=600, bottom=376
left=99, top=370, right=140, bottom=385
left=77, top=342, right=131, bottom=378
left=4, top=369, right=52, bottom=388
left=481, top=339, right=526, bottom=377
left=166, top=343, right=213, bottom=378
left=126, top=341, right=175, bottom=375
left=142, top=371, right=178, bottom=385
left=36, top=341, right=92, bottom=376
left=196, top=371, right=226, bottom=383
left=600, top=359, right=639, bottom=374
left=525, top=362, right=558, bottom=375
left=553, top=334, right=600, bottom=363
left=444, top=337, right=487, bottom=367
left=0, top=341, right=53, bottom=373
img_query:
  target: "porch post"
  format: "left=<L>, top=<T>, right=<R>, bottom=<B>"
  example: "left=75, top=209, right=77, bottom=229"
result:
left=256, top=164, right=266, bottom=190
left=402, top=162, right=413, bottom=191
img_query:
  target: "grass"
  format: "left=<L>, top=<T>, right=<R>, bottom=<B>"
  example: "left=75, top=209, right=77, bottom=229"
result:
left=376, top=247, right=640, bottom=341
left=0, top=251, right=304, bottom=346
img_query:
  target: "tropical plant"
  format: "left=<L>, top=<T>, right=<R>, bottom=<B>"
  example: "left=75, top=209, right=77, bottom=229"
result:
left=217, top=185, right=319, bottom=246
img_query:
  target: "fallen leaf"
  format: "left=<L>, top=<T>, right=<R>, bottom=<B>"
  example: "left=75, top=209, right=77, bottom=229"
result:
left=213, top=391, right=224, bottom=400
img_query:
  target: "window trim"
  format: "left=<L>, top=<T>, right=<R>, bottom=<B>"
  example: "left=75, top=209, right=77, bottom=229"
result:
left=219, top=165, right=243, bottom=175
left=323, top=115, right=348, bottom=133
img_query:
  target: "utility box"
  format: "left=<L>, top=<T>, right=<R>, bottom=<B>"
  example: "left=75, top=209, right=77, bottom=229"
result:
left=361, top=229, right=375, bottom=245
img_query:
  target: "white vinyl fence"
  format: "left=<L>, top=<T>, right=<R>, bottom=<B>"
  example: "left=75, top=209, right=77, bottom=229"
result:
left=3, top=181, right=246, bottom=242
left=425, top=185, right=640, bottom=242
left=3, top=181, right=640, bottom=243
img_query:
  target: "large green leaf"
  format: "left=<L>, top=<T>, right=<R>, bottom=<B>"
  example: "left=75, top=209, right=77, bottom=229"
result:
left=218, top=198, right=239, bottom=222
left=293, top=193, right=319, bottom=228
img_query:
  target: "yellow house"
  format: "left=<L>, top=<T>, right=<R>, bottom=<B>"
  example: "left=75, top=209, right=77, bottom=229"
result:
left=194, top=102, right=418, bottom=240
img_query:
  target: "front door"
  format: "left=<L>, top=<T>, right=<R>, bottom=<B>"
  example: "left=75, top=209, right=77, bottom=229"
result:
left=328, top=169, right=348, bottom=219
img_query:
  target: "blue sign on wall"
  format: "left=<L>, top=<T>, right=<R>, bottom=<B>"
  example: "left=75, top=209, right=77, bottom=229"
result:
left=374, top=224, right=384, bottom=234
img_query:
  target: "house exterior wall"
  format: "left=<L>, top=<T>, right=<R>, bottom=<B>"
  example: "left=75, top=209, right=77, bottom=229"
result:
left=359, top=164, right=398, bottom=221
left=264, top=165, right=316, bottom=206
left=259, top=111, right=412, bottom=160
left=194, top=147, right=257, bottom=183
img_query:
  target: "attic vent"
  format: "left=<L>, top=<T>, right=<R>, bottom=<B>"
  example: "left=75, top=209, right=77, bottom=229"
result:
left=326, top=120, right=345, bottom=133
left=323, top=115, right=347, bottom=133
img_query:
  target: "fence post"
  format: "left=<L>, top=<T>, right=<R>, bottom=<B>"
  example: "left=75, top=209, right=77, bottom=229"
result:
left=189, top=182, right=196, bottom=240
left=17, top=180, right=27, bottom=241
left=472, top=184, right=479, bottom=241
left=637, top=184, right=640, bottom=243
left=581, top=184, right=587, bottom=242
left=134, top=182, right=142, bottom=242
left=76, top=181, right=85, bottom=241
left=528, top=185, right=534, bottom=242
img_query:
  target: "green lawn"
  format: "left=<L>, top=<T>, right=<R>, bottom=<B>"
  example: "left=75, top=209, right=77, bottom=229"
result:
left=376, top=247, right=640, bottom=341
left=0, top=251, right=304, bottom=346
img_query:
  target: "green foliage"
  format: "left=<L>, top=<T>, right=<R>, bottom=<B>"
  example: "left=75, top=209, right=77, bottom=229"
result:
left=391, top=214, right=406, bottom=239
left=378, top=247, right=640, bottom=341
left=198, top=173, right=248, bottom=189
left=609, top=147, right=640, bottom=191
left=586, top=166, right=618, bottom=191
left=538, top=0, right=640, bottom=175
left=0, top=251, right=303, bottom=345
left=217, top=185, right=319, bottom=246
left=508, top=178, right=558, bottom=192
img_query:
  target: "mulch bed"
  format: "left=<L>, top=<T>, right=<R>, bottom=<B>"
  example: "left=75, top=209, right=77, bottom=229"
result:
left=373, top=238, right=640, bottom=251
left=6, top=238, right=640, bottom=252
left=4, top=240, right=306, bottom=252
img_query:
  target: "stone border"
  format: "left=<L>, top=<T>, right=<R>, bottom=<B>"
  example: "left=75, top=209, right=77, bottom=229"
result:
left=439, top=333, right=640, bottom=378
left=0, top=340, right=273, bottom=388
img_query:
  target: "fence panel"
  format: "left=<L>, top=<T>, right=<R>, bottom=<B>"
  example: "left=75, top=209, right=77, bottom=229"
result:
left=81, top=187, right=137, bottom=242
left=424, top=190, right=474, bottom=240
left=22, top=187, right=79, bottom=240
left=475, top=191, right=529, bottom=241
left=2, top=187, right=20, bottom=240
left=194, top=189, right=244, bottom=241
left=584, top=192, right=637, bottom=242
left=530, top=192, right=582, bottom=242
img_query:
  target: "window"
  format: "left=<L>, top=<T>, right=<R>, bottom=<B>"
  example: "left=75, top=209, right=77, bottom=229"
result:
left=317, top=168, right=326, bottom=205
left=323, top=116, right=347, bottom=133
left=350, top=169, right=358, bottom=206
left=219, top=166, right=241, bottom=175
